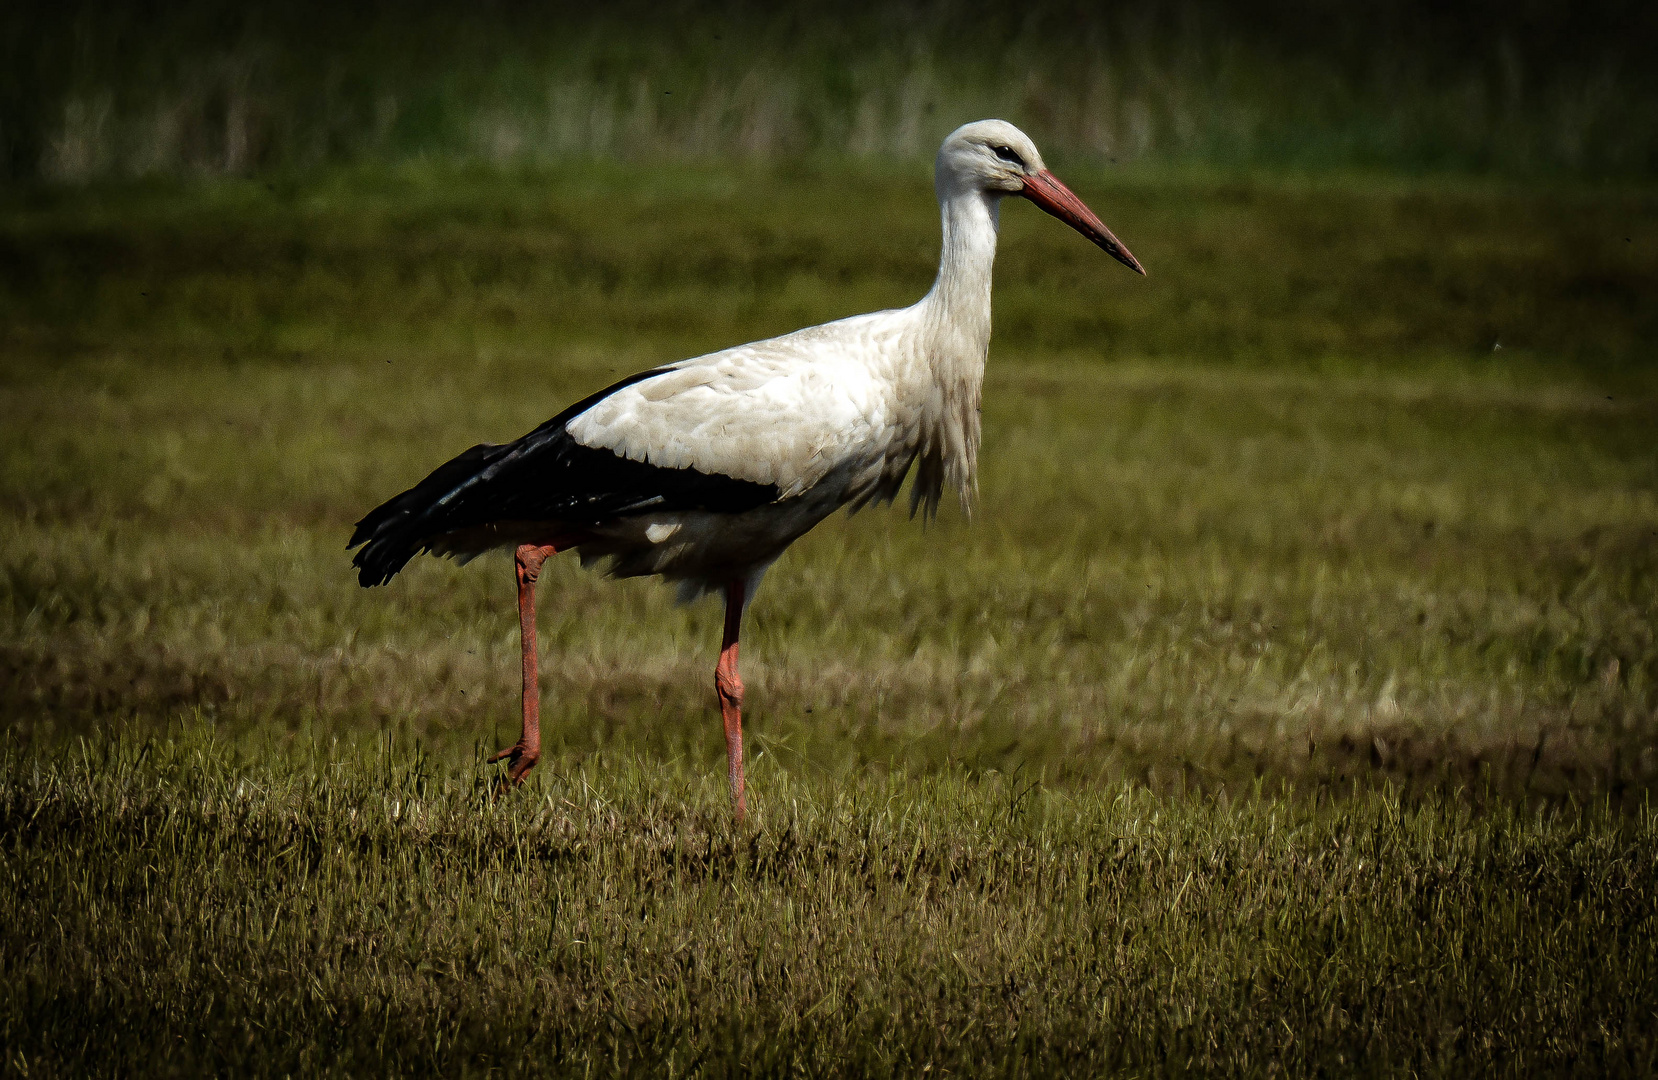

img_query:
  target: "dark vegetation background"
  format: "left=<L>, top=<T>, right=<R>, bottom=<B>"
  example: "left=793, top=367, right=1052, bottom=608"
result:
left=5, top=0, right=1658, bottom=180
left=2, top=1, right=1656, bottom=1075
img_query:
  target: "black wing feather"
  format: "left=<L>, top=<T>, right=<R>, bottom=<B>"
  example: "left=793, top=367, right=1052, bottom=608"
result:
left=349, top=368, right=780, bottom=586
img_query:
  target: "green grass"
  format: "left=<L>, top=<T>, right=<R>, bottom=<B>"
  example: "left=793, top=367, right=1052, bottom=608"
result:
left=2, top=164, right=1656, bottom=1073
left=4, top=735, right=1655, bottom=1075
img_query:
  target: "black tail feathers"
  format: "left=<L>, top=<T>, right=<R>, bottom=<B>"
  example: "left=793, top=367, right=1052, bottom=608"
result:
left=348, top=442, right=505, bottom=587
left=348, top=509, right=421, bottom=587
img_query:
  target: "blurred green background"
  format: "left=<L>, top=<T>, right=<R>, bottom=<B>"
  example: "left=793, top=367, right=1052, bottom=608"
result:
left=6, top=0, right=1657, bottom=182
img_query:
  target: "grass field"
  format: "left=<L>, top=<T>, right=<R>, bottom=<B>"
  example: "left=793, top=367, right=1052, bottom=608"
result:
left=2, top=164, right=1657, bottom=1073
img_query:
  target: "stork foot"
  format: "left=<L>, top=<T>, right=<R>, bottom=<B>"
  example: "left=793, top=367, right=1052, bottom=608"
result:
left=488, top=742, right=540, bottom=786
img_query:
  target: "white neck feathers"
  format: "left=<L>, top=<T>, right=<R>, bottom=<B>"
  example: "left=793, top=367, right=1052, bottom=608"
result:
left=908, top=185, right=1000, bottom=518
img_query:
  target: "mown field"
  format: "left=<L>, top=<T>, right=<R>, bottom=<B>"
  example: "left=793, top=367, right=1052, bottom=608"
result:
left=2, top=164, right=1656, bottom=1074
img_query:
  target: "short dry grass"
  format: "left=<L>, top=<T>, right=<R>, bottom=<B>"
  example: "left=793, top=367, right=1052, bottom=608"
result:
left=1, top=165, right=1656, bottom=1074
left=4, top=736, right=1655, bottom=1075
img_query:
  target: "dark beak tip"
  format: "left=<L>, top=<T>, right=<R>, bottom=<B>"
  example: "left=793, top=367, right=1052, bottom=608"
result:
left=1110, top=244, right=1146, bottom=276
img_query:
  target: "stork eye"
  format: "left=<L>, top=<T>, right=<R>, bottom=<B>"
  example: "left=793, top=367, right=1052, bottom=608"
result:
left=992, top=145, right=1025, bottom=167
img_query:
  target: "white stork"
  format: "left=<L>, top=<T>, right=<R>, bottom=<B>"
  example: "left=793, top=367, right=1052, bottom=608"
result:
left=350, top=119, right=1144, bottom=818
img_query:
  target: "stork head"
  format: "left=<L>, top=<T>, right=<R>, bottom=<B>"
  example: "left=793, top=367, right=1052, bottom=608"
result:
left=936, top=119, right=1145, bottom=275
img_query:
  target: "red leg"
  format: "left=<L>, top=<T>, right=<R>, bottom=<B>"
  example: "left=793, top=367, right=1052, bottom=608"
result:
left=715, top=578, right=748, bottom=820
left=490, top=541, right=569, bottom=786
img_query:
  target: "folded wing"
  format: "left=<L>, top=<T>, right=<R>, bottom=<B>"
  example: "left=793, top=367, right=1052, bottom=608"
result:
left=350, top=318, right=906, bottom=587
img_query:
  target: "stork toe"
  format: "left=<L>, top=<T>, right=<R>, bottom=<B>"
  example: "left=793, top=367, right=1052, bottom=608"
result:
left=489, top=742, right=540, bottom=784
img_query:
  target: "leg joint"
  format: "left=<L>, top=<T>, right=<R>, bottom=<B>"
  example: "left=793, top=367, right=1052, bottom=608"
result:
left=715, top=666, right=744, bottom=709
left=515, top=541, right=567, bottom=587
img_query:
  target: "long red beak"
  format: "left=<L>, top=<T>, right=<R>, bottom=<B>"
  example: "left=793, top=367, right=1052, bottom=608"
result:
left=1018, top=170, right=1145, bottom=275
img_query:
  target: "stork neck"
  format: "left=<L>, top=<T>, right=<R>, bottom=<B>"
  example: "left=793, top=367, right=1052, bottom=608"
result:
left=918, top=188, right=999, bottom=357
